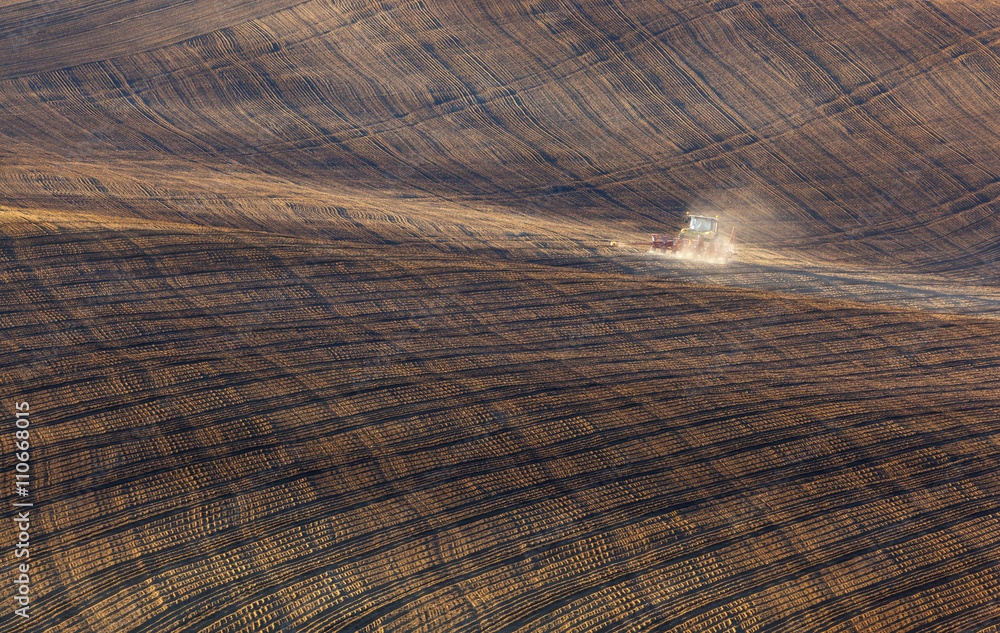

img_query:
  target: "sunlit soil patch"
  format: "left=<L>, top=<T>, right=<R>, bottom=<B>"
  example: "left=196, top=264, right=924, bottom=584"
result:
left=623, top=245, right=1000, bottom=319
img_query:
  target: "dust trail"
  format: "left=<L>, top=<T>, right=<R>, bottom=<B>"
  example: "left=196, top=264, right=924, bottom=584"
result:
left=632, top=248, right=1000, bottom=319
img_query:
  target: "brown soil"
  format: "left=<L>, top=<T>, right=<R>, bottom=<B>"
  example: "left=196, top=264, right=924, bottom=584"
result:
left=3, top=1, right=1000, bottom=631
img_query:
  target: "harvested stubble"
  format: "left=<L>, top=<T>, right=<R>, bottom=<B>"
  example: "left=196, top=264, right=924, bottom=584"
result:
left=4, top=0, right=1000, bottom=630
left=3, top=213, right=1000, bottom=632
left=4, top=0, right=1000, bottom=274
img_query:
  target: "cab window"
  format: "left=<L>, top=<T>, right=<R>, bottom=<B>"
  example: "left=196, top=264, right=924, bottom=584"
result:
left=689, top=217, right=715, bottom=232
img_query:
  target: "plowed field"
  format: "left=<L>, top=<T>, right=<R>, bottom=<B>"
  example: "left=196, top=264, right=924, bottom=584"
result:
left=3, top=0, right=1000, bottom=631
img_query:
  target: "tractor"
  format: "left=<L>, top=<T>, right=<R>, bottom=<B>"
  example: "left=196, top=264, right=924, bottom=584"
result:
left=643, top=213, right=735, bottom=261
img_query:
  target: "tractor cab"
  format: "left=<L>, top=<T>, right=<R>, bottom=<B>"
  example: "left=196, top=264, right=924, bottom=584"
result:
left=679, top=214, right=719, bottom=241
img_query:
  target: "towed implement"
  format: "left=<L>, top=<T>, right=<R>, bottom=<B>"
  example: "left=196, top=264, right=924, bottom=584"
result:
left=614, top=213, right=735, bottom=262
